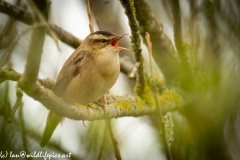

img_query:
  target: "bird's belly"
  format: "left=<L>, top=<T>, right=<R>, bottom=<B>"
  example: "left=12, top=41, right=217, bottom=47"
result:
left=62, top=69, right=119, bottom=105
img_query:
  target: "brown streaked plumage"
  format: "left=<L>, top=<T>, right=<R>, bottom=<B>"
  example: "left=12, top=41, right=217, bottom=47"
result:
left=40, top=31, right=127, bottom=147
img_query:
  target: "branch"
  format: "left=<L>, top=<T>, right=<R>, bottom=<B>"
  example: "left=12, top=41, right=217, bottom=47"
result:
left=19, top=102, right=32, bottom=160
left=0, top=0, right=81, bottom=49
left=171, top=0, right=193, bottom=91
left=98, top=123, right=107, bottom=160
left=22, top=82, right=156, bottom=120
left=18, top=0, right=48, bottom=94
left=171, top=0, right=183, bottom=57
left=106, top=120, right=122, bottom=160
left=0, top=68, right=54, bottom=90
left=0, top=69, right=180, bottom=120
left=146, top=32, right=172, bottom=160
left=133, top=0, right=180, bottom=84
left=86, top=0, right=94, bottom=33
left=8, top=88, right=23, bottom=123
left=119, top=0, right=145, bottom=96
left=0, top=0, right=20, bottom=68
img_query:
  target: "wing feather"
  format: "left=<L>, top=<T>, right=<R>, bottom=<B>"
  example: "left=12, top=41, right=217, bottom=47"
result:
left=53, top=50, right=87, bottom=96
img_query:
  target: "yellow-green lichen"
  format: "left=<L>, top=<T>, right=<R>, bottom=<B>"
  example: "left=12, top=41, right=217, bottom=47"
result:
left=129, top=0, right=136, bottom=13
left=75, top=103, right=87, bottom=110
left=153, top=73, right=164, bottom=85
left=112, top=101, right=133, bottom=111
left=142, top=92, right=155, bottom=107
left=134, top=82, right=141, bottom=94
left=142, top=84, right=156, bottom=106
left=158, top=90, right=180, bottom=106
left=134, top=83, right=156, bottom=107
left=134, top=96, right=144, bottom=109
left=87, top=103, right=99, bottom=110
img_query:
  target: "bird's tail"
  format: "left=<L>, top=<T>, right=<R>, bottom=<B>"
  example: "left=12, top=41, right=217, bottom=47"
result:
left=40, top=111, right=63, bottom=147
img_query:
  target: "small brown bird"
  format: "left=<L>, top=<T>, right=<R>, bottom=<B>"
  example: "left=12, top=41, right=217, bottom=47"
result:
left=40, top=31, right=127, bottom=147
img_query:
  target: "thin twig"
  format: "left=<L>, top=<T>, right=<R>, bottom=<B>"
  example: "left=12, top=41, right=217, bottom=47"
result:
left=1, top=24, right=52, bottom=69
left=86, top=0, right=94, bottom=33
left=8, top=88, right=23, bottom=123
left=171, top=0, right=183, bottom=56
left=0, top=0, right=81, bottom=48
left=97, top=121, right=107, bottom=160
left=0, top=68, right=55, bottom=90
left=145, top=32, right=153, bottom=77
left=27, top=0, right=59, bottom=49
left=102, top=94, right=122, bottom=160
left=129, top=62, right=140, bottom=78
left=18, top=102, right=32, bottom=160
left=3, top=80, right=11, bottom=119
left=106, top=119, right=122, bottom=160
left=134, top=0, right=180, bottom=83
left=18, top=0, right=49, bottom=93
left=171, top=0, right=193, bottom=91
left=0, top=0, right=20, bottom=68
left=154, top=90, right=172, bottom=160
left=146, top=32, right=172, bottom=160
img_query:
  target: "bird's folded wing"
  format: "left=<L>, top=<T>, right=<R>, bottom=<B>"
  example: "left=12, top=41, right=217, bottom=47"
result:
left=53, top=50, right=87, bottom=96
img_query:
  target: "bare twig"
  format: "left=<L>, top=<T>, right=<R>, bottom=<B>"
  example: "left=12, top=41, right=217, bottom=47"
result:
left=0, top=0, right=20, bottom=68
left=0, top=0, right=81, bottom=49
left=8, top=88, right=23, bottom=123
left=18, top=24, right=46, bottom=92
left=18, top=102, right=32, bottom=160
left=134, top=0, right=180, bottom=83
left=129, top=62, right=140, bottom=78
left=106, top=120, right=122, bottom=160
left=171, top=0, right=194, bottom=91
left=102, top=95, right=122, bottom=160
left=18, top=0, right=49, bottom=94
left=3, top=81, right=11, bottom=119
left=97, top=123, right=107, bottom=160
left=145, top=32, right=153, bottom=77
left=145, top=33, right=172, bottom=160
left=86, top=0, right=94, bottom=33
left=27, top=0, right=59, bottom=48
left=0, top=68, right=55, bottom=90
left=154, top=90, right=172, bottom=160
left=1, top=24, right=51, bottom=69
left=171, top=0, right=183, bottom=56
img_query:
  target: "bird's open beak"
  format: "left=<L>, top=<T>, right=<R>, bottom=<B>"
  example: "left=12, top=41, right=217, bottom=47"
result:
left=111, top=34, right=128, bottom=50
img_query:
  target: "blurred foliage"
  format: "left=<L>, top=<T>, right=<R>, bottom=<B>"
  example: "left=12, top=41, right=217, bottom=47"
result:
left=0, top=0, right=240, bottom=160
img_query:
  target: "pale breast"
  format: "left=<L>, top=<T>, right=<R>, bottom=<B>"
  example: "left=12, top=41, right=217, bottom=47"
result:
left=62, top=55, right=120, bottom=105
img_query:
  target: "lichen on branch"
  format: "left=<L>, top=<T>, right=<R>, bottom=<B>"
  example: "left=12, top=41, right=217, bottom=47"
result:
left=0, top=69, right=179, bottom=120
left=119, top=0, right=146, bottom=97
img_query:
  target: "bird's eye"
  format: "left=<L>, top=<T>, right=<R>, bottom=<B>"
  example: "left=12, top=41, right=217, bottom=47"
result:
left=101, top=39, right=108, bottom=43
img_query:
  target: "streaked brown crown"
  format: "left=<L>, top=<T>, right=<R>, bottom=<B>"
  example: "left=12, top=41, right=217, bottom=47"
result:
left=81, top=31, right=118, bottom=50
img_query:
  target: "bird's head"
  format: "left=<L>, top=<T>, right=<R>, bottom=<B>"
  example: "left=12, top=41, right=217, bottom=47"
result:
left=81, top=31, right=127, bottom=53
